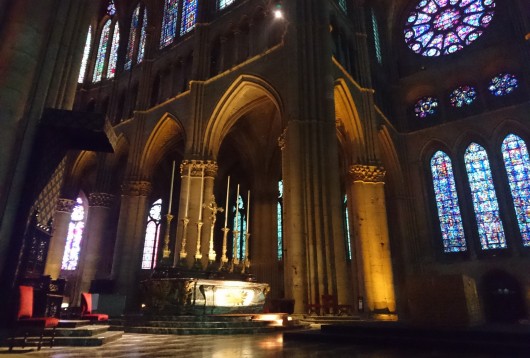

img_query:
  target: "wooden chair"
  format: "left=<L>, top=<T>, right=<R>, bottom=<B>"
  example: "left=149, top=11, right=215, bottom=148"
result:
left=81, top=292, right=109, bottom=322
left=9, top=285, right=59, bottom=351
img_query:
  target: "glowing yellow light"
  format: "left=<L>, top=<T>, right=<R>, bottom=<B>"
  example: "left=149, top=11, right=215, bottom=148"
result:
left=274, top=9, right=283, bottom=19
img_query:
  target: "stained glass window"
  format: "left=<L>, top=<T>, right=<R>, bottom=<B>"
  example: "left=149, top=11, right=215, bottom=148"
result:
left=160, top=0, right=179, bottom=48
left=449, top=85, right=477, bottom=107
left=338, top=0, right=347, bottom=12
left=107, top=0, right=116, bottom=16
left=78, top=26, right=92, bottom=83
left=138, top=8, right=148, bottom=63
left=464, top=143, right=507, bottom=250
left=501, top=134, right=530, bottom=247
left=107, top=22, right=120, bottom=79
left=141, top=199, right=163, bottom=269
left=278, top=180, right=284, bottom=260
left=344, top=195, right=352, bottom=259
left=232, top=195, right=247, bottom=261
left=488, top=73, right=518, bottom=96
left=414, top=96, right=439, bottom=118
left=93, top=20, right=111, bottom=82
left=430, top=151, right=467, bottom=252
left=218, top=0, right=235, bottom=10
left=125, top=5, right=140, bottom=71
left=180, top=0, right=198, bottom=35
left=61, top=197, right=86, bottom=270
left=404, top=0, right=496, bottom=57
left=372, top=9, right=382, bottom=64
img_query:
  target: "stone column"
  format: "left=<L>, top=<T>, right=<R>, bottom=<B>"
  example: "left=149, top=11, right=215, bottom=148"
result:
left=44, top=198, right=76, bottom=279
left=111, top=181, right=151, bottom=311
left=349, top=165, right=396, bottom=314
left=77, top=193, right=114, bottom=295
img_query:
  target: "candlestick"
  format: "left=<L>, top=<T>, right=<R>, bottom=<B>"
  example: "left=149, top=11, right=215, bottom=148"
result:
left=168, top=161, right=175, bottom=213
left=184, top=162, right=191, bottom=218
left=198, top=165, right=205, bottom=221
left=224, top=176, right=230, bottom=227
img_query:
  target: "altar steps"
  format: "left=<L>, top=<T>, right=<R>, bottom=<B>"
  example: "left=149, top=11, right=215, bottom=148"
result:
left=110, top=314, right=307, bottom=335
left=6, top=320, right=124, bottom=348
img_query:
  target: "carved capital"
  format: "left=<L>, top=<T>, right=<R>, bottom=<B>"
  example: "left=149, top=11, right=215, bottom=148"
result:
left=88, top=193, right=115, bottom=208
left=278, top=128, right=287, bottom=151
left=349, top=165, right=386, bottom=183
left=56, top=198, right=76, bottom=213
left=180, top=160, right=218, bottom=177
left=122, top=181, right=152, bottom=196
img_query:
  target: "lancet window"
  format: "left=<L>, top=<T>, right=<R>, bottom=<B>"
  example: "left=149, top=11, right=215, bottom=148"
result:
left=371, top=9, right=382, bottom=64
left=344, top=195, right=352, bottom=260
left=107, top=22, right=120, bottom=79
left=180, top=0, right=198, bottom=35
left=61, top=197, right=86, bottom=271
left=218, top=0, right=235, bottom=10
left=277, top=180, right=284, bottom=261
left=160, top=0, right=179, bottom=48
left=93, top=20, right=111, bottom=82
left=232, top=195, right=247, bottom=261
left=78, top=26, right=92, bottom=83
left=141, top=199, right=163, bottom=269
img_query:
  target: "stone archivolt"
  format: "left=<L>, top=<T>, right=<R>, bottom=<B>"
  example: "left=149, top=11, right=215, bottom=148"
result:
left=350, top=165, right=386, bottom=183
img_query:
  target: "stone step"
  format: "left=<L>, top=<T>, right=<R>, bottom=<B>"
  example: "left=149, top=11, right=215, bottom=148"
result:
left=138, top=320, right=270, bottom=328
left=125, top=326, right=277, bottom=335
left=300, top=315, right=362, bottom=325
left=50, top=325, right=111, bottom=337
left=58, top=320, right=93, bottom=328
left=123, top=315, right=254, bottom=323
left=8, top=330, right=124, bottom=347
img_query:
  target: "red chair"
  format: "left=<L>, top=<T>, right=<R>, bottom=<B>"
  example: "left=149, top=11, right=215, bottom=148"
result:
left=81, top=293, right=108, bottom=322
left=9, top=285, right=59, bottom=351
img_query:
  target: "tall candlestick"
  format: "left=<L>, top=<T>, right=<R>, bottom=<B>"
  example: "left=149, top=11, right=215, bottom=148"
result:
left=168, top=161, right=175, bottom=213
left=224, top=176, right=230, bottom=227
left=184, top=162, right=191, bottom=218
left=198, top=165, right=205, bottom=221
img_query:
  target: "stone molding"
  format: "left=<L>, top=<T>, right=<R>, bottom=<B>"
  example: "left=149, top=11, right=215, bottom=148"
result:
left=56, top=198, right=76, bottom=213
left=350, top=164, right=386, bottom=183
left=122, top=181, right=152, bottom=196
left=88, top=193, right=115, bottom=208
left=180, top=160, right=218, bottom=178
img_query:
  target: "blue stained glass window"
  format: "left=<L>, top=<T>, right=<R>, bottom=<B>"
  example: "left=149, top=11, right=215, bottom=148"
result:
left=430, top=151, right=467, bottom=252
left=107, top=0, right=116, bottom=16
left=449, top=85, right=477, bottom=107
left=93, top=20, right=111, bottom=82
left=404, top=0, right=495, bottom=57
left=142, top=199, right=163, bottom=269
left=218, top=0, right=235, bottom=10
left=160, top=0, right=179, bottom=48
left=61, top=197, right=86, bottom=270
left=278, top=180, right=284, bottom=260
left=107, top=22, right=120, bottom=79
left=464, top=143, right=507, bottom=250
left=125, top=5, right=140, bottom=71
left=344, top=195, right=352, bottom=259
left=138, top=8, right=148, bottom=63
left=78, top=26, right=92, bottom=83
left=488, top=73, right=518, bottom=96
left=414, top=96, right=439, bottom=118
left=338, top=0, right=347, bottom=12
left=372, top=9, right=382, bottom=64
left=180, top=0, right=198, bottom=35
left=502, top=134, right=530, bottom=247
left=232, top=195, right=246, bottom=261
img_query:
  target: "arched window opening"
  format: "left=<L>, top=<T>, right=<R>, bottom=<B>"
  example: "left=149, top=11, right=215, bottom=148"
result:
left=501, top=134, right=530, bottom=247
left=344, top=195, right=352, bottom=260
left=61, top=197, right=87, bottom=271
left=180, top=0, right=198, bottom=36
left=78, top=26, right=92, bottom=83
left=430, top=151, right=467, bottom=253
left=141, top=199, right=163, bottom=269
left=371, top=9, right=382, bottom=64
left=138, top=8, right=148, bottom=63
left=93, top=20, right=111, bottom=82
left=160, top=0, right=179, bottom=48
left=277, top=180, right=284, bottom=261
left=338, top=0, right=347, bottom=13
left=107, top=22, right=120, bottom=79
left=232, top=194, right=246, bottom=261
left=464, top=143, right=507, bottom=250
left=125, top=5, right=141, bottom=70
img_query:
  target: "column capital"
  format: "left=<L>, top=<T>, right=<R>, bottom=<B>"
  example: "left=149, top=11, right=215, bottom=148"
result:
left=349, top=164, right=385, bottom=183
left=56, top=198, right=76, bottom=213
left=121, top=181, right=152, bottom=196
left=88, top=193, right=115, bottom=208
left=180, top=160, right=218, bottom=177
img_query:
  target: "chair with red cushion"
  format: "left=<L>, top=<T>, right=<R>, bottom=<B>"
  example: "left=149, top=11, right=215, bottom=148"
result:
left=81, top=292, right=108, bottom=322
left=9, top=285, right=59, bottom=351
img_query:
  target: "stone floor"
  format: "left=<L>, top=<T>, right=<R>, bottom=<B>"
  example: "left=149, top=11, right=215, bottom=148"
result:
left=0, top=332, right=501, bottom=358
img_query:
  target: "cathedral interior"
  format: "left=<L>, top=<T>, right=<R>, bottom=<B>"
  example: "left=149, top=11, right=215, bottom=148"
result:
left=1, top=0, right=530, bottom=334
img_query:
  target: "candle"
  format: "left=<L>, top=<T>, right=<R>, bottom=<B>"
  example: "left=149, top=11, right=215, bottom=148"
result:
left=224, top=176, right=230, bottom=227
left=246, top=190, right=250, bottom=234
left=198, top=165, right=205, bottom=220
left=168, top=161, right=175, bottom=213
left=184, top=163, right=191, bottom=218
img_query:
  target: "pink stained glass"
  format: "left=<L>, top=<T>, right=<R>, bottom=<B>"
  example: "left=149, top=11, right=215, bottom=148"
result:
left=107, top=22, right=120, bottom=79
left=61, top=198, right=86, bottom=271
